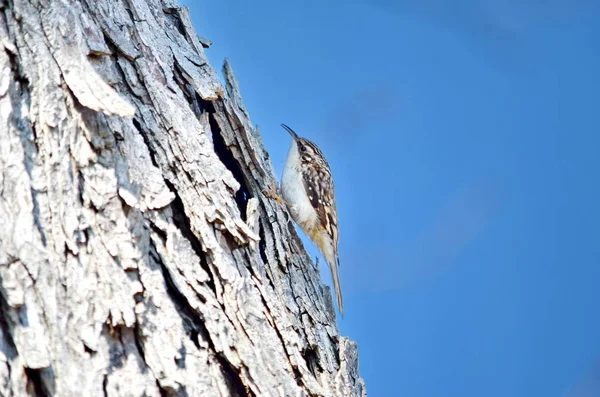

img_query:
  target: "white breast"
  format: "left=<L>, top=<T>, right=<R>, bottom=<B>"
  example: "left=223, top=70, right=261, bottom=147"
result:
left=281, top=141, right=318, bottom=231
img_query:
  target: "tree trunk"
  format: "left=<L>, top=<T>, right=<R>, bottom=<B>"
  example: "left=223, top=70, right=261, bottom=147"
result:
left=0, top=0, right=366, bottom=396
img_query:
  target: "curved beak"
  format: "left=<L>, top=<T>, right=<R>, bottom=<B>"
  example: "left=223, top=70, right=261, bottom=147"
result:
left=281, top=124, right=299, bottom=140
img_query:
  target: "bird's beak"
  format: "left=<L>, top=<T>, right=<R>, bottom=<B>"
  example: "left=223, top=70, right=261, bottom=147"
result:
left=281, top=124, right=299, bottom=140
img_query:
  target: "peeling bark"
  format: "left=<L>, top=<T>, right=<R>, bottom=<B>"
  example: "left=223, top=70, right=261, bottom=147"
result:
left=0, top=0, right=366, bottom=396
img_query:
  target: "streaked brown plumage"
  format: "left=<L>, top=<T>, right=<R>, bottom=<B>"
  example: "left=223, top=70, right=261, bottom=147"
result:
left=279, top=124, right=344, bottom=316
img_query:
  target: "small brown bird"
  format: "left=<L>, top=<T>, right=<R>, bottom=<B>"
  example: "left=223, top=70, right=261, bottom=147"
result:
left=279, top=124, right=344, bottom=316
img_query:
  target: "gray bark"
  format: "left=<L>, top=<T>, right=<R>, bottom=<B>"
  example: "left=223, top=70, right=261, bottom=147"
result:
left=0, top=0, right=367, bottom=396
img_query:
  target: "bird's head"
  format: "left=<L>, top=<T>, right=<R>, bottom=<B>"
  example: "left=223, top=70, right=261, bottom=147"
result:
left=281, top=124, right=325, bottom=165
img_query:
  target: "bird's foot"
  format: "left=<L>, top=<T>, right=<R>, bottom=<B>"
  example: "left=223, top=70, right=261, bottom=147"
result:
left=263, top=181, right=290, bottom=212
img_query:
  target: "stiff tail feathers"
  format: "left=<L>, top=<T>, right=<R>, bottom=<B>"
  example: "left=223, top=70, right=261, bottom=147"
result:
left=329, top=256, right=344, bottom=317
left=314, top=233, right=344, bottom=317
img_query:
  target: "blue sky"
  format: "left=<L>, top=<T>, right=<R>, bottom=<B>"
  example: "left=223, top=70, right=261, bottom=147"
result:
left=184, top=1, right=600, bottom=395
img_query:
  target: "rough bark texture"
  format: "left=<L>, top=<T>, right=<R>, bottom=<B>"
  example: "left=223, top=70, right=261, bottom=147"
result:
left=0, top=0, right=367, bottom=396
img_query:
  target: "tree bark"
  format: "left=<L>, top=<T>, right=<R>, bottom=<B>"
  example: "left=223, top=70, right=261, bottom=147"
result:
left=0, top=0, right=367, bottom=396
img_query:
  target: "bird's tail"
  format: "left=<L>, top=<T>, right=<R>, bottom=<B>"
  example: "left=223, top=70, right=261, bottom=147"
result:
left=329, top=256, right=344, bottom=317
left=315, top=232, right=344, bottom=317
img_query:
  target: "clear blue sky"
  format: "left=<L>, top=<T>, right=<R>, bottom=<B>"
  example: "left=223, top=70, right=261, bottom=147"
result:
left=184, top=1, right=600, bottom=395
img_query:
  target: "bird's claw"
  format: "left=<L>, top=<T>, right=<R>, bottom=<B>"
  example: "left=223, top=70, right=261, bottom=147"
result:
left=263, top=181, right=290, bottom=211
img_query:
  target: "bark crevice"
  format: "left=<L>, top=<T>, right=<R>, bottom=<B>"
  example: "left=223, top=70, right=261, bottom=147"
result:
left=207, top=110, right=251, bottom=222
left=163, top=179, right=216, bottom=293
left=152, top=239, right=251, bottom=397
left=24, top=367, right=54, bottom=397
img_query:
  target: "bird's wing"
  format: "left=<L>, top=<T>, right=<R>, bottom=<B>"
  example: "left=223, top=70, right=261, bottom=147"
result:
left=301, top=163, right=339, bottom=248
left=302, top=162, right=343, bottom=315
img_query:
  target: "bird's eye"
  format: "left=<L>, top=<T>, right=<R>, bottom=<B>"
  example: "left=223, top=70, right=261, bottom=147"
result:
left=300, top=146, right=307, bottom=152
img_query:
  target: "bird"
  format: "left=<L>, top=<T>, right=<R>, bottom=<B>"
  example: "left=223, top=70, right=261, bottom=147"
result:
left=274, top=123, right=344, bottom=316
